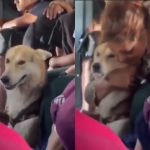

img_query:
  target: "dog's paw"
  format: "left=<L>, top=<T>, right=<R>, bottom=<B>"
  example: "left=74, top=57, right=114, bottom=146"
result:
left=85, top=82, right=96, bottom=104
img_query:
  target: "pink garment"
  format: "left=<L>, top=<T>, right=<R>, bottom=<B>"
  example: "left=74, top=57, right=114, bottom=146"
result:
left=75, top=111, right=128, bottom=150
left=0, top=123, right=32, bottom=150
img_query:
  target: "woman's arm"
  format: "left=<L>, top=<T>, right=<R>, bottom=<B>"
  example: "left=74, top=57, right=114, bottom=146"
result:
left=46, top=125, right=64, bottom=150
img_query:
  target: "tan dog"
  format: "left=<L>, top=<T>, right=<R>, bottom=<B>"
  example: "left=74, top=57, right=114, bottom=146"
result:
left=85, top=43, right=133, bottom=137
left=0, top=45, right=52, bottom=147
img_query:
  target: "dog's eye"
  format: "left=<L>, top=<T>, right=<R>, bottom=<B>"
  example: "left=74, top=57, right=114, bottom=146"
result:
left=108, top=54, right=115, bottom=58
left=97, top=52, right=100, bottom=56
left=6, top=59, right=10, bottom=64
left=18, top=61, right=25, bottom=65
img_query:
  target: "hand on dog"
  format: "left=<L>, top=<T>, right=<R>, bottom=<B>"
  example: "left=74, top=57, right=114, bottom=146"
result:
left=105, top=66, right=139, bottom=90
left=85, top=79, right=112, bottom=106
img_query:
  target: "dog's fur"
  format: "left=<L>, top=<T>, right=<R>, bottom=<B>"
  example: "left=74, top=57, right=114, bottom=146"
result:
left=0, top=45, right=52, bottom=147
left=0, top=111, right=9, bottom=125
left=85, top=43, right=134, bottom=137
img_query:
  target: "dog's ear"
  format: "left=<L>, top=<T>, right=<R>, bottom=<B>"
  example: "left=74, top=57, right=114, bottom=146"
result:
left=36, top=49, right=52, bottom=60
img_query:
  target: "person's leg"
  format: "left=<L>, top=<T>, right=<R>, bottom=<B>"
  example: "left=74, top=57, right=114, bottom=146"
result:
left=135, top=111, right=150, bottom=150
left=0, top=56, right=6, bottom=110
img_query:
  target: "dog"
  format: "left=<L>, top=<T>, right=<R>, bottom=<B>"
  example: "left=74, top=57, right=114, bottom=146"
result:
left=0, top=45, right=52, bottom=147
left=85, top=43, right=137, bottom=137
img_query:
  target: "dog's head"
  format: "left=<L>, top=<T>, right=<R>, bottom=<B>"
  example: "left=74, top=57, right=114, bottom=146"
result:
left=1, top=45, right=52, bottom=90
left=92, top=43, right=128, bottom=76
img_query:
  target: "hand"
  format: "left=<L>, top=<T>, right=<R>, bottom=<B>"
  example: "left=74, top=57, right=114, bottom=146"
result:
left=43, top=3, right=64, bottom=20
left=84, top=78, right=112, bottom=106
left=49, top=57, right=57, bottom=68
left=105, top=65, right=139, bottom=90
left=65, top=65, right=75, bottom=75
left=51, top=1, right=74, bottom=13
left=43, top=1, right=73, bottom=20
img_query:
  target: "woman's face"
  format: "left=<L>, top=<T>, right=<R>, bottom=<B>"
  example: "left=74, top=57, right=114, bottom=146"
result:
left=14, top=0, right=37, bottom=12
left=107, top=30, right=147, bottom=64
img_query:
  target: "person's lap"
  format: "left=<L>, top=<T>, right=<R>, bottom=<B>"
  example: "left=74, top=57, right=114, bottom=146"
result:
left=135, top=111, right=150, bottom=150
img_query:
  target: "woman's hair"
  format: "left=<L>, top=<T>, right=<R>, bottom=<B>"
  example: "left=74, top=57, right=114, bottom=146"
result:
left=100, top=1, right=149, bottom=44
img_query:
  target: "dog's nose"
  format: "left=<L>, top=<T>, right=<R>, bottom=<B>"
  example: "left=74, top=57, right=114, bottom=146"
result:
left=93, top=63, right=101, bottom=72
left=1, top=76, right=10, bottom=85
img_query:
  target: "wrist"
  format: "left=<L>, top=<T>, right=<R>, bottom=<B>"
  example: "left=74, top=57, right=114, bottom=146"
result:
left=49, top=57, right=59, bottom=68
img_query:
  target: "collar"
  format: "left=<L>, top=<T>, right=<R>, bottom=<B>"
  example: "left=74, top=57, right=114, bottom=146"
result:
left=10, top=96, right=42, bottom=127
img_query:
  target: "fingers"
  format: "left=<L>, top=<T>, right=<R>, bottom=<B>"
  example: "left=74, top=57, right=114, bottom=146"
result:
left=43, top=8, right=47, bottom=15
left=44, top=4, right=64, bottom=20
left=53, top=6, right=64, bottom=19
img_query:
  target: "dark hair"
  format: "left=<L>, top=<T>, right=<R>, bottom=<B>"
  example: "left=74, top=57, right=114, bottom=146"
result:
left=93, top=0, right=105, bottom=23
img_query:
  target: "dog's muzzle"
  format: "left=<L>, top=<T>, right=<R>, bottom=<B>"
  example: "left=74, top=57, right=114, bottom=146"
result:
left=1, top=75, right=27, bottom=90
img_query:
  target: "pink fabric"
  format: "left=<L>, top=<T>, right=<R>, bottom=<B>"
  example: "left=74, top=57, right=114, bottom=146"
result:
left=75, top=111, right=128, bottom=150
left=0, top=123, right=32, bottom=150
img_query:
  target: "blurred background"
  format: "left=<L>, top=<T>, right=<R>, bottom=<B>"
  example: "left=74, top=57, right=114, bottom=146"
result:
left=75, top=0, right=105, bottom=108
left=75, top=0, right=105, bottom=48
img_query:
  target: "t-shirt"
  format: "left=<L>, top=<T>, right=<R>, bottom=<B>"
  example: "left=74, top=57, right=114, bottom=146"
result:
left=50, top=78, right=75, bottom=150
left=0, top=0, right=20, bottom=21
left=29, top=1, right=50, bottom=16
left=75, top=111, right=128, bottom=150
left=0, top=123, right=32, bottom=150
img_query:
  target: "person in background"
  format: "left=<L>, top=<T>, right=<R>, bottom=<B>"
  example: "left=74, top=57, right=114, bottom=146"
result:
left=23, top=0, right=75, bottom=73
left=46, top=79, right=75, bottom=150
left=2, top=0, right=49, bottom=29
left=0, top=0, right=20, bottom=29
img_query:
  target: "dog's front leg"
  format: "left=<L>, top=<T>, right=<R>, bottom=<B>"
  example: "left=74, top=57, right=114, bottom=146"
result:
left=84, top=81, right=97, bottom=112
left=83, top=81, right=101, bottom=121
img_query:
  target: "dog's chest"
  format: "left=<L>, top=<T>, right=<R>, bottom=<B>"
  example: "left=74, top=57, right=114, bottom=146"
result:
left=6, top=90, right=33, bottom=119
left=98, top=90, right=130, bottom=118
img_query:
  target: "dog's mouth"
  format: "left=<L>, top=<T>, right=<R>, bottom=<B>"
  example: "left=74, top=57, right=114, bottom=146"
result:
left=5, top=75, right=27, bottom=90
left=93, top=69, right=104, bottom=75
